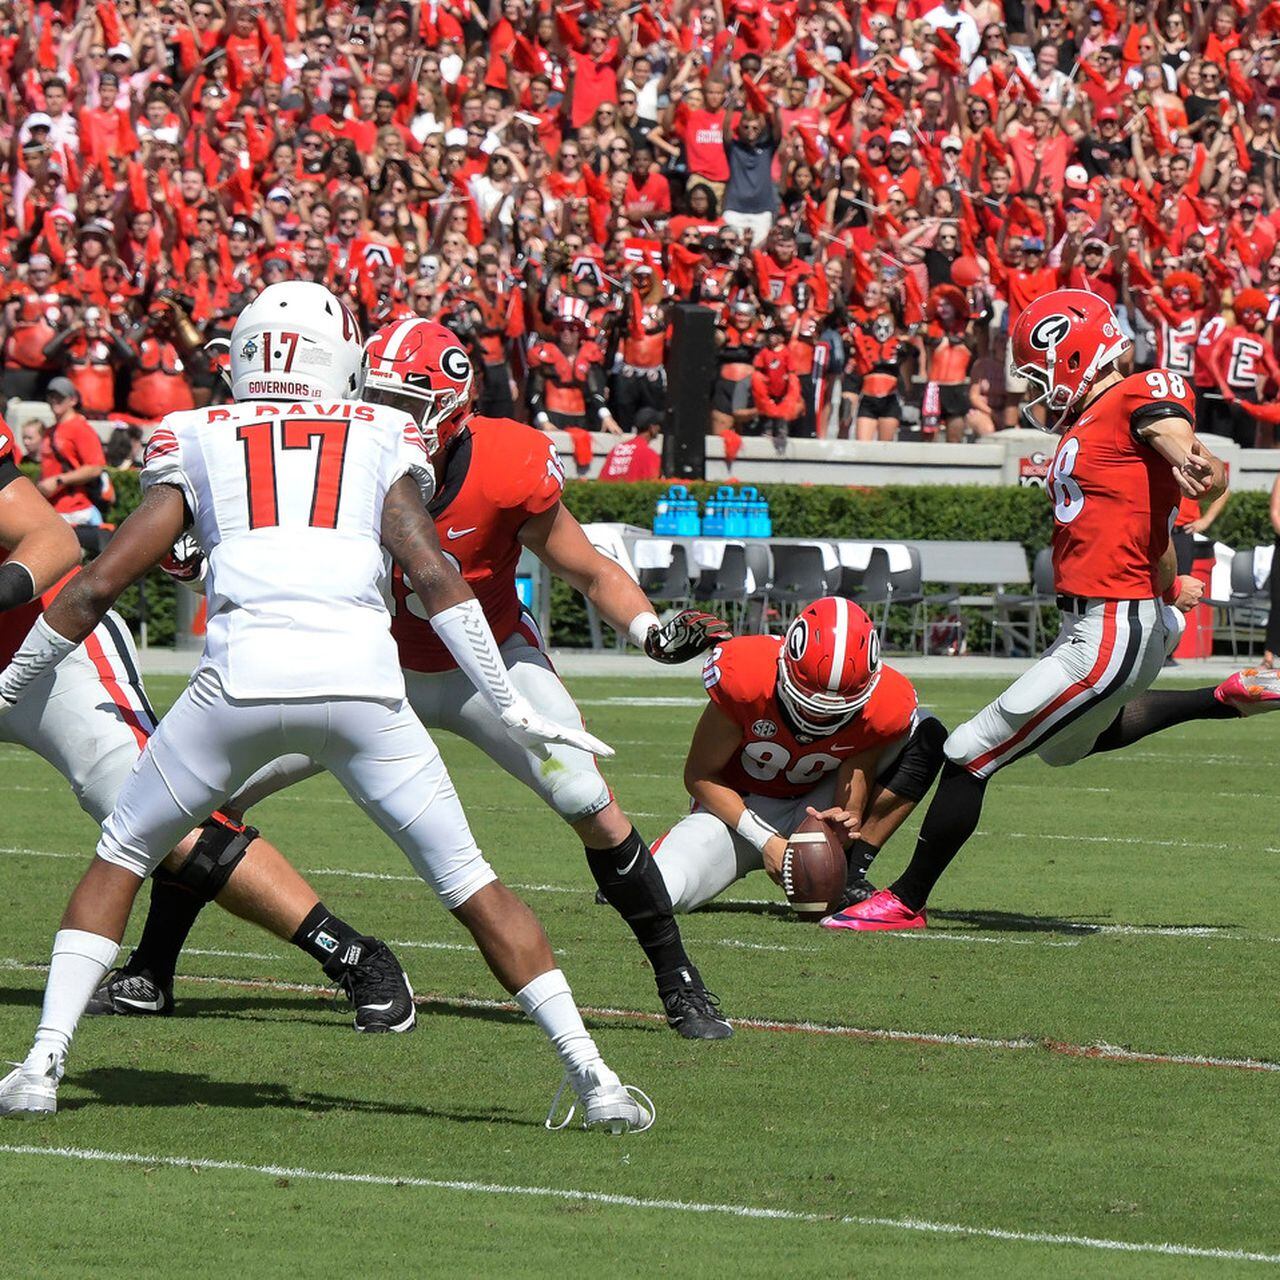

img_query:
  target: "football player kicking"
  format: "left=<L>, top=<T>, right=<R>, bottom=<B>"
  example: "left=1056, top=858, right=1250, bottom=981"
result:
left=0, top=283, right=653, bottom=1133
left=102, top=320, right=735, bottom=1040
left=654, top=597, right=947, bottom=913
left=824, top=290, right=1279, bottom=932
left=0, top=418, right=421, bottom=1031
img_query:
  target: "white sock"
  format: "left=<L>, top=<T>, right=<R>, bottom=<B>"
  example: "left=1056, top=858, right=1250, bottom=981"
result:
left=515, top=969, right=608, bottom=1086
left=26, top=929, right=119, bottom=1072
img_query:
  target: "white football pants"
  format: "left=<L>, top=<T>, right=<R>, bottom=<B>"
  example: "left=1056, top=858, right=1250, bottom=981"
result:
left=0, top=611, right=156, bottom=823
left=945, top=597, right=1182, bottom=780
left=98, top=667, right=496, bottom=910
left=231, top=615, right=610, bottom=826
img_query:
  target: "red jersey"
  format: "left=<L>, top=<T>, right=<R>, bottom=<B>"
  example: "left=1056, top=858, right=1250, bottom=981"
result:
left=676, top=106, right=729, bottom=182
left=1154, top=312, right=1199, bottom=379
left=1212, top=326, right=1268, bottom=400
left=1046, top=368, right=1193, bottom=600
left=703, top=635, right=917, bottom=800
left=128, top=338, right=195, bottom=419
left=1195, top=314, right=1227, bottom=389
left=391, top=417, right=566, bottom=672
left=0, top=420, right=76, bottom=665
left=600, top=436, right=661, bottom=482
left=40, top=413, right=106, bottom=516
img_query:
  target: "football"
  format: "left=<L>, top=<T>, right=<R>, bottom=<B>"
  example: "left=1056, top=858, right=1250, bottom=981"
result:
left=780, top=813, right=847, bottom=920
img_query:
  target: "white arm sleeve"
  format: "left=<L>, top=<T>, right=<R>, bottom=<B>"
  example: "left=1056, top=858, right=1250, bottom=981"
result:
left=0, top=615, right=79, bottom=709
left=428, top=598, right=518, bottom=713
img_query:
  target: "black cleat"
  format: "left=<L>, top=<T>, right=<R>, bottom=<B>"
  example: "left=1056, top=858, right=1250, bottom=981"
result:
left=329, top=938, right=416, bottom=1034
left=836, top=875, right=878, bottom=912
left=659, top=970, right=733, bottom=1040
left=86, top=961, right=174, bottom=1017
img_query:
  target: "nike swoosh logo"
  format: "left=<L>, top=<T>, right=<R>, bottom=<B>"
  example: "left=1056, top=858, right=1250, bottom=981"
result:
left=360, top=1001, right=395, bottom=1013
left=115, top=995, right=165, bottom=1012
left=446, top=526, right=477, bottom=540
left=617, top=846, right=644, bottom=876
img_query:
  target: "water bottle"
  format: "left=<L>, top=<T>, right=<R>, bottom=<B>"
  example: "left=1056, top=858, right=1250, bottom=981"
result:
left=676, top=489, right=701, bottom=536
left=654, top=484, right=684, bottom=536
left=724, top=486, right=748, bottom=538
left=702, top=491, right=722, bottom=537
left=745, top=488, right=772, bottom=538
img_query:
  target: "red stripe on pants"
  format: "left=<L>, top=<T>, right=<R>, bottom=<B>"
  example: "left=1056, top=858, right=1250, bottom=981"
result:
left=968, top=602, right=1119, bottom=775
left=84, top=632, right=150, bottom=751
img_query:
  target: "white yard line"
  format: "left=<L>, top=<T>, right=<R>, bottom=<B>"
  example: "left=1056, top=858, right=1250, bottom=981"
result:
left=0, top=1143, right=1275, bottom=1265
left=1005, top=831, right=1231, bottom=851
left=2, top=958, right=1275, bottom=1077
left=1, top=846, right=1274, bottom=943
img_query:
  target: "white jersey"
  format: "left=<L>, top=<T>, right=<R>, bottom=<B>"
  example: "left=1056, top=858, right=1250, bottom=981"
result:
left=142, top=398, right=434, bottom=700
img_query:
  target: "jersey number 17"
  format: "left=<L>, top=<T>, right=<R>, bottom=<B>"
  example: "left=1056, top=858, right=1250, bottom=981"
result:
left=237, top=418, right=350, bottom=530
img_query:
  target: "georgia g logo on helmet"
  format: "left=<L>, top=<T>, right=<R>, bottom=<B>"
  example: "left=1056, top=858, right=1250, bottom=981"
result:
left=440, top=345, right=470, bottom=382
left=1029, top=314, right=1071, bottom=352
left=785, top=617, right=809, bottom=661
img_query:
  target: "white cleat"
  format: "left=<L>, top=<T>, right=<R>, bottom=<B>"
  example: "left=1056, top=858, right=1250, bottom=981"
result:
left=0, top=1054, right=61, bottom=1118
left=545, top=1063, right=655, bottom=1134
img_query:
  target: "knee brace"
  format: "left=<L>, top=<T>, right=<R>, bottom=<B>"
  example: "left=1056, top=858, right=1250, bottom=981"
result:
left=163, top=812, right=259, bottom=902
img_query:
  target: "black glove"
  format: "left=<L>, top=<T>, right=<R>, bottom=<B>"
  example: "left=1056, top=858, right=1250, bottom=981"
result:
left=643, top=610, right=733, bottom=664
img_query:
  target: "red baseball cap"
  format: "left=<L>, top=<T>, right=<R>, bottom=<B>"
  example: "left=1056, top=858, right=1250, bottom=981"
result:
left=1098, top=106, right=1119, bottom=122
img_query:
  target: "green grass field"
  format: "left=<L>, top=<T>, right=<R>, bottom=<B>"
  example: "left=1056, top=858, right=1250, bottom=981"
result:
left=1, top=672, right=1279, bottom=1277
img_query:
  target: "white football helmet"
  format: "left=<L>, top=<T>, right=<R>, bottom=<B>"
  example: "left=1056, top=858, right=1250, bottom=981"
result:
left=229, top=282, right=363, bottom=402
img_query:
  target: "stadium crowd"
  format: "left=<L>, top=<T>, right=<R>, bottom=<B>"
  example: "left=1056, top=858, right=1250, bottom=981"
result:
left=2, top=0, right=1280, bottom=462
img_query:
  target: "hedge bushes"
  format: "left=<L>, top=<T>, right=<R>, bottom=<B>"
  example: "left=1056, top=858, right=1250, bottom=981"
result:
left=44, top=469, right=1280, bottom=651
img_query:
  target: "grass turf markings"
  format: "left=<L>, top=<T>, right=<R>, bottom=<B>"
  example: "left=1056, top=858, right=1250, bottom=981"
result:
left=2, top=1142, right=1277, bottom=1267
left=5, top=957, right=1279, bottom=1075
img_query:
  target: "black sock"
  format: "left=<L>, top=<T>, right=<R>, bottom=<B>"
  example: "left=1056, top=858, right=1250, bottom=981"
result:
left=1088, top=686, right=1235, bottom=755
left=292, top=904, right=366, bottom=977
left=891, top=762, right=988, bottom=912
left=127, top=871, right=208, bottom=985
left=585, top=828, right=693, bottom=989
left=846, top=839, right=881, bottom=885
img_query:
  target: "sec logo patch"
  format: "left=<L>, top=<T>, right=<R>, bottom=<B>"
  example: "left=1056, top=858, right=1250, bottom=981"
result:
left=752, top=719, right=778, bottom=738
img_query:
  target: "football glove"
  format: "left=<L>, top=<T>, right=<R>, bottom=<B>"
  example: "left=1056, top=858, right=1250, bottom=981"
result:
left=643, top=610, right=733, bottom=665
left=500, top=697, right=615, bottom=759
left=159, top=533, right=206, bottom=588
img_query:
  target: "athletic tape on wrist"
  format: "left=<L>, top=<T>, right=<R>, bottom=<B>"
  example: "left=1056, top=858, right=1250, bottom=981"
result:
left=628, top=610, right=661, bottom=650
left=735, top=808, right=778, bottom=854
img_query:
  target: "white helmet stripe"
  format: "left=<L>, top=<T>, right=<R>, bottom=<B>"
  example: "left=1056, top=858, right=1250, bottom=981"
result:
left=827, top=599, right=851, bottom=692
left=375, top=317, right=420, bottom=372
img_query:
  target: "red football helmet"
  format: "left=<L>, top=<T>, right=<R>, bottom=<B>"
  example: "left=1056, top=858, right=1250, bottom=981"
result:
left=363, top=318, right=474, bottom=453
left=777, top=597, right=881, bottom=738
left=1009, top=289, right=1131, bottom=429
